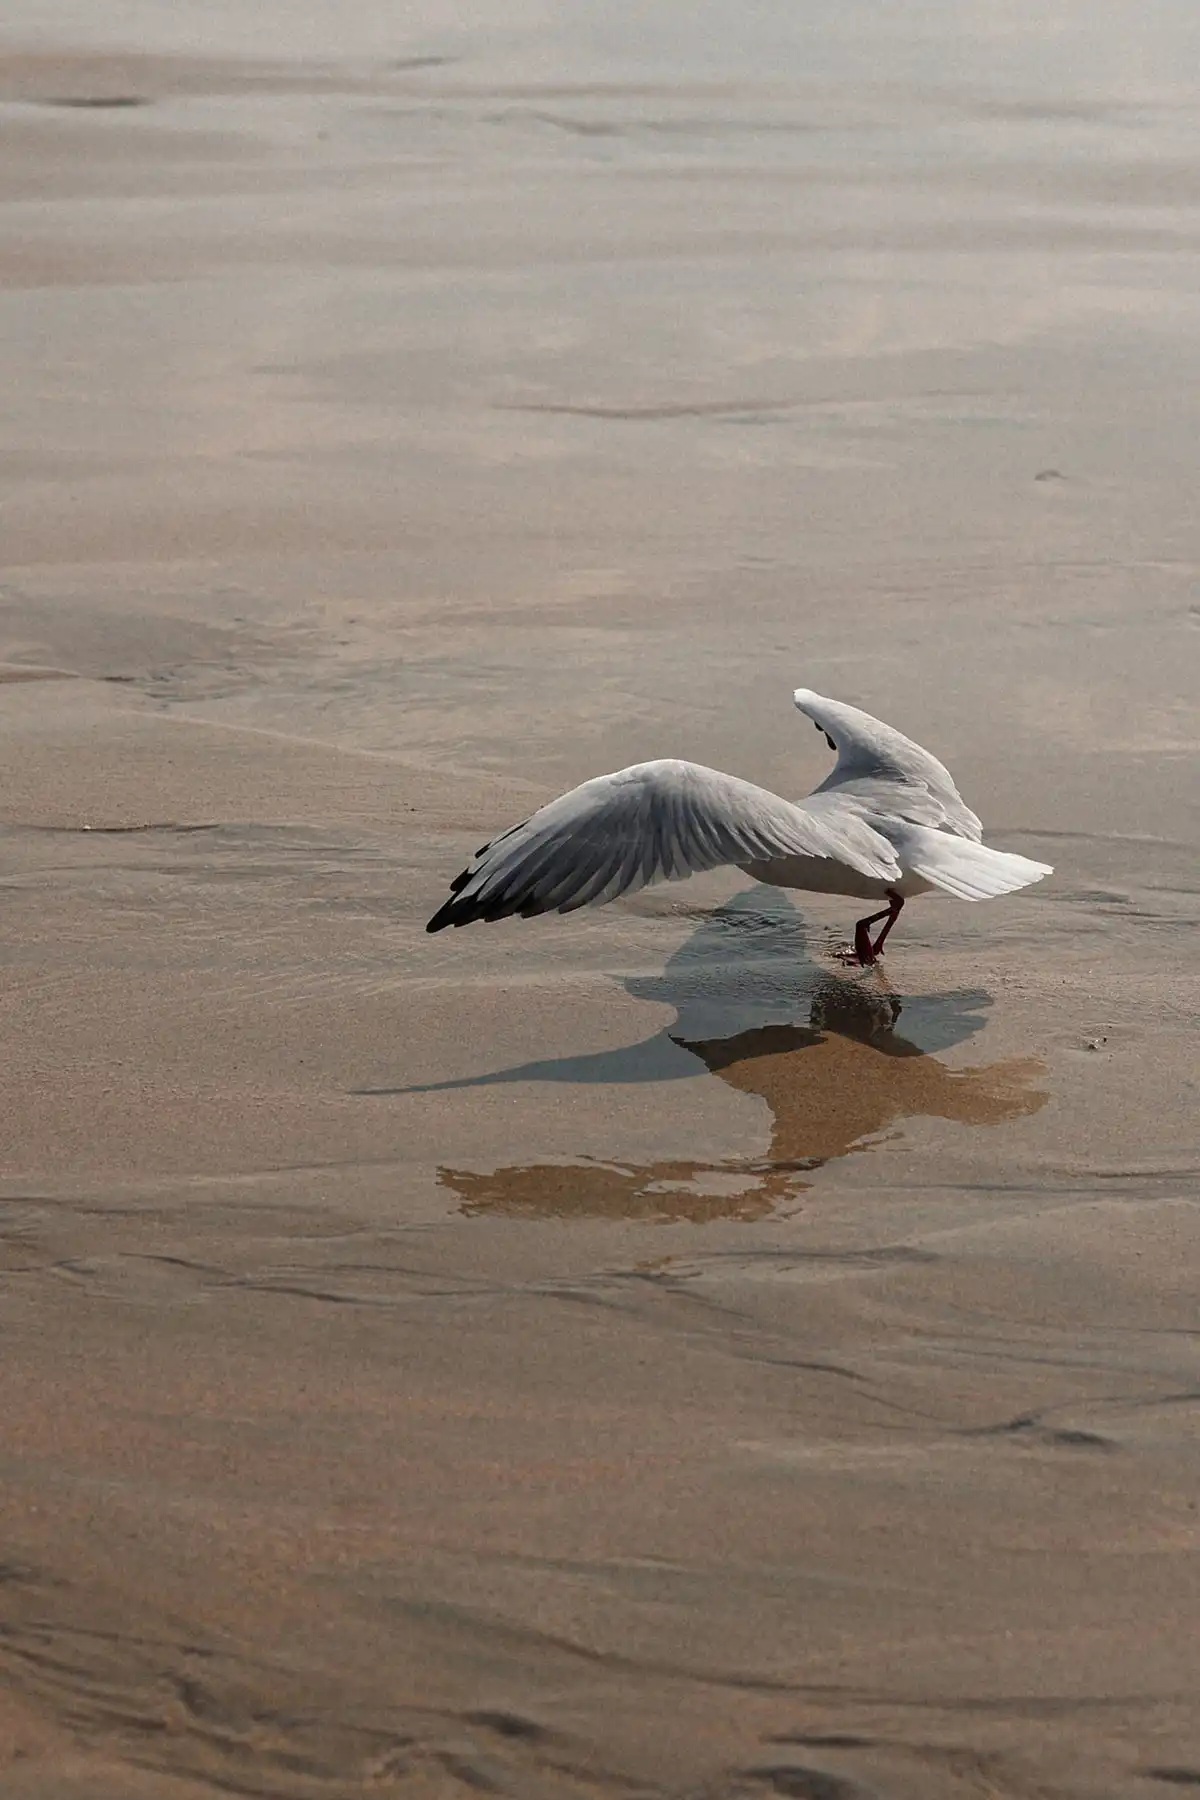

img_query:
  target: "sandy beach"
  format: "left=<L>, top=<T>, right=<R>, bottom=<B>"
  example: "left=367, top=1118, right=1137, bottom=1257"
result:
left=1, top=5, right=1198, bottom=1796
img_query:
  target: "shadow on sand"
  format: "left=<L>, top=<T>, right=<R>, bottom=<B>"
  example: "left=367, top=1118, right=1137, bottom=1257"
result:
left=369, top=889, right=1046, bottom=1221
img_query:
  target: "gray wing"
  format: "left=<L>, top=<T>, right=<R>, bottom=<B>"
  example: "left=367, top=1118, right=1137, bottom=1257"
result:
left=793, top=687, right=983, bottom=841
left=427, top=758, right=901, bottom=931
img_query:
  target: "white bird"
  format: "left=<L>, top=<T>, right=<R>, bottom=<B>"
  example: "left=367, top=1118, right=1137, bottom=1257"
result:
left=426, top=688, right=1052, bottom=964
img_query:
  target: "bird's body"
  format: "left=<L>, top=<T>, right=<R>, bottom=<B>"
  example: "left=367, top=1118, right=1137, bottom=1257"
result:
left=739, top=849, right=933, bottom=904
left=427, top=688, right=1052, bottom=963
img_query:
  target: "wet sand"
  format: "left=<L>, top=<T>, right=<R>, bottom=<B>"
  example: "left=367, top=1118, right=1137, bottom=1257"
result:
left=2, top=7, right=1199, bottom=1797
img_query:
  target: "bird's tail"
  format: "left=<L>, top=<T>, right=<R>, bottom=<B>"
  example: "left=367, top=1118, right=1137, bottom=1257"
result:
left=899, top=825, right=1052, bottom=902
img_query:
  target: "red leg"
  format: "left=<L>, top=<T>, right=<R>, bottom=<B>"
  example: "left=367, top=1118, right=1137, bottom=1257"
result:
left=853, top=913, right=886, bottom=965
left=852, top=890, right=904, bottom=965
left=869, top=890, right=905, bottom=958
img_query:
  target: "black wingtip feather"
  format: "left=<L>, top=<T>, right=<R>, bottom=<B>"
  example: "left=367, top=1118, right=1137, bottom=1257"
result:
left=427, top=886, right=551, bottom=931
left=427, top=888, right=512, bottom=932
left=426, top=867, right=474, bottom=924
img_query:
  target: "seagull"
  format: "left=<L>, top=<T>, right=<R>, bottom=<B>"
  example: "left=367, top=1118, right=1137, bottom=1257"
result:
left=426, top=688, right=1052, bottom=964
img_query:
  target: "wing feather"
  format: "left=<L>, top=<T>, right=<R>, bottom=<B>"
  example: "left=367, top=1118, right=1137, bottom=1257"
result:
left=793, top=687, right=983, bottom=841
left=426, top=758, right=901, bottom=932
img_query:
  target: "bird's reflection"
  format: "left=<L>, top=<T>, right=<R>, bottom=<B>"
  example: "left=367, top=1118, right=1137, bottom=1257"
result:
left=412, top=889, right=1047, bottom=1222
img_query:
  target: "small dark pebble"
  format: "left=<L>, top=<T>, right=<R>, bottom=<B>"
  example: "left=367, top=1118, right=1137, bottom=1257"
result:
left=42, top=95, right=147, bottom=109
left=465, top=1711, right=548, bottom=1743
left=747, top=1767, right=875, bottom=1800
left=770, top=1736, right=876, bottom=1751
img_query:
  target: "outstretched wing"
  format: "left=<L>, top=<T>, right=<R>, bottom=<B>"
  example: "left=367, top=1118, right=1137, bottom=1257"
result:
left=793, top=687, right=983, bottom=841
left=427, top=758, right=900, bottom=931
